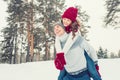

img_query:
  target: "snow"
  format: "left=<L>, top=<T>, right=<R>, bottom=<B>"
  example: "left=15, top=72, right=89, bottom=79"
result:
left=0, top=59, right=120, bottom=80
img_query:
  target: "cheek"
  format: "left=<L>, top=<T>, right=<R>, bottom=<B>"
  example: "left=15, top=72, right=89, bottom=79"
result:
left=64, top=21, right=71, bottom=26
left=68, top=21, right=71, bottom=25
left=54, top=29, right=56, bottom=34
left=60, top=30, right=65, bottom=35
left=63, top=22, right=69, bottom=26
left=54, top=29, right=58, bottom=35
left=67, top=20, right=72, bottom=25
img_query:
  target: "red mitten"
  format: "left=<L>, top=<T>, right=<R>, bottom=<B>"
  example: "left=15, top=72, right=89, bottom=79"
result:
left=95, top=64, right=101, bottom=77
left=54, top=53, right=66, bottom=70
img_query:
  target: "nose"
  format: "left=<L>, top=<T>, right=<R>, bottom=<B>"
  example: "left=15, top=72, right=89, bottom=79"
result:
left=54, top=27, right=59, bottom=32
left=55, top=27, right=59, bottom=31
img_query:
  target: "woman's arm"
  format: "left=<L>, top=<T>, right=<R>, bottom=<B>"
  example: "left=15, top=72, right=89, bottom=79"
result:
left=80, top=37, right=98, bottom=63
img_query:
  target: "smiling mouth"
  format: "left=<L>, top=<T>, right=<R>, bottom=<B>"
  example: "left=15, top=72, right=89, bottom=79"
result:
left=64, top=24, right=68, bottom=26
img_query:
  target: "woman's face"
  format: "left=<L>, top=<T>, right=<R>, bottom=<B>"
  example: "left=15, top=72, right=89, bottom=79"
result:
left=62, top=18, right=72, bottom=27
left=54, top=25, right=65, bottom=37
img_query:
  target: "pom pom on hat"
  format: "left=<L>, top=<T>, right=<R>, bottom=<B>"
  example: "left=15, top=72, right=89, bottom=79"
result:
left=62, top=7, right=78, bottom=22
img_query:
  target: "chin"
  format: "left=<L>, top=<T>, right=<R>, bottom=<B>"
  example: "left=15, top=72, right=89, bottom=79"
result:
left=65, top=24, right=69, bottom=26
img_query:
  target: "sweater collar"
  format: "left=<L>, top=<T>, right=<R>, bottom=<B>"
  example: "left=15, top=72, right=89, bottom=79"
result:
left=59, top=33, right=69, bottom=43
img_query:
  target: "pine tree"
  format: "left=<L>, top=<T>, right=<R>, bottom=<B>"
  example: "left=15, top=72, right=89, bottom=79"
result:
left=2, top=0, right=29, bottom=63
left=110, top=52, right=117, bottom=58
left=104, top=49, right=108, bottom=58
left=1, top=26, right=15, bottom=63
left=118, top=50, right=120, bottom=58
left=104, top=0, right=120, bottom=28
left=97, top=47, right=108, bottom=59
left=35, top=0, right=65, bottom=60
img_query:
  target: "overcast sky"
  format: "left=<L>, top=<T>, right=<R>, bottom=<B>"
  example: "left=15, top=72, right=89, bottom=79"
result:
left=0, top=0, right=120, bottom=54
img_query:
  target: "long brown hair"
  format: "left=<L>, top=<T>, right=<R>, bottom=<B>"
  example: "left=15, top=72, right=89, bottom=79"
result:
left=61, top=19, right=81, bottom=39
left=70, top=19, right=80, bottom=39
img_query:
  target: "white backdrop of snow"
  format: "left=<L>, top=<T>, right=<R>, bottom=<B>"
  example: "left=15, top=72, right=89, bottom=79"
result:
left=0, top=59, right=120, bottom=80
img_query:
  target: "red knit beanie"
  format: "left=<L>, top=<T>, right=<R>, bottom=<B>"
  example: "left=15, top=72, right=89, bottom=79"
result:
left=62, top=7, right=78, bottom=22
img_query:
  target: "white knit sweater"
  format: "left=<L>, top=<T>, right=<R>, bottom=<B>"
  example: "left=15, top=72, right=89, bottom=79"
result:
left=55, top=32, right=98, bottom=73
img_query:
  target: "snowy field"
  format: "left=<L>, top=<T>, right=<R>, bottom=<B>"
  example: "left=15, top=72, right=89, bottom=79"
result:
left=0, top=59, right=120, bottom=80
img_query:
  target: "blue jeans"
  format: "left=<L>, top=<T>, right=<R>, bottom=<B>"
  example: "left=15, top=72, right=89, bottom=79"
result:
left=58, top=68, right=66, bottom=80
left=84, top=50, right=102, bottom=80
left=58, top=68, right=90, bottom=80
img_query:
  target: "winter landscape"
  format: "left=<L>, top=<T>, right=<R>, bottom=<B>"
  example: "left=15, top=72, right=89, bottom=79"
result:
left=0, top=58, right=120, bottom=80
left=0, top=0, right=120, bottom=80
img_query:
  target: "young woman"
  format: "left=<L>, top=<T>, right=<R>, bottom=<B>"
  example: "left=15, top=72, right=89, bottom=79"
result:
left=54, top=22, right=102, bottom=80
left=61, top=7, right=79, bottom=34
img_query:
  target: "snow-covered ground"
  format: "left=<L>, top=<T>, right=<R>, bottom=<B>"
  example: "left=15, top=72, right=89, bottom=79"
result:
left=0, top=59, right=120, bottom=80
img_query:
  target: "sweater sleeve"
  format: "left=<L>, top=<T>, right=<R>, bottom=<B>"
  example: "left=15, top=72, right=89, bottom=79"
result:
left=55, top=37, right=63, bottom=53
left=80, top=38, right=98, bottom=63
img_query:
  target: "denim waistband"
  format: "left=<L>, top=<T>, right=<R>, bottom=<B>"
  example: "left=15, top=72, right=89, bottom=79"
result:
left=68, top=68, right=87, bottom=75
